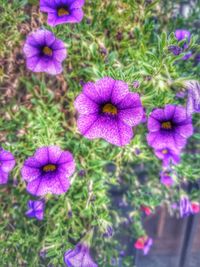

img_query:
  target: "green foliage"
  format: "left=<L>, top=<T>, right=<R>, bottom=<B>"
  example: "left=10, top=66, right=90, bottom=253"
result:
left=0, top=0, right=200, bottom=266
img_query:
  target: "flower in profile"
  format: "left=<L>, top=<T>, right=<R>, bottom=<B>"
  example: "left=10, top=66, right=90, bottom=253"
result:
left=155, top=147, right=180, bottom=167
left=103, top=226, right=113, bottom=238
left=179, top=196, right=193, bottom=217
left=168, top=45, right=182, bottom=56
left=0, top=148, right=15, bottom=185
left=160, top=170, right=174, bottom=187
left=175, top=29, right=191, bottom=49
left=40, top=0, right=85, bottom=27
left=141, top=205, right=152, bottom=216
left=23, top=29, right=67, bottom=75
left=134, top=236, right=153, bottom=255
left=74, top=77, right=144, bottom=147
left=133, top=80, right=140, bottom=89
left=147, top=104, right=193, bottom=151
left=185, top=80, right=200, bottom=116
left=21, top=146, right=75, bottom=196
left=64, top=243, right=98, bottom=267
left=191, top=202, right=200, bottom=214
left=26, top=200, right=45, bottom=220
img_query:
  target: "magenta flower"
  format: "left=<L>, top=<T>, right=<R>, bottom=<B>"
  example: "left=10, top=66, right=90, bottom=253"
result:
left=0, top=148, right=15, bottom=185
left=64, top=243, right=98, bottom=267
left=23, top=29, right=67, bottom=75
left=74, top=77, right=144, bottom=147
left=160, top=171, right=174, bottom=187
left=155, top=147, right=180, bottom=167
left=186, top=80, right=200, bottom=116
left=21, top=146, right=75, bottom=196
left=26, top=200, right=45, bottom=220
left=40, top=0, right=85, bottom=27
left=147, top=105, right=193, bottom=151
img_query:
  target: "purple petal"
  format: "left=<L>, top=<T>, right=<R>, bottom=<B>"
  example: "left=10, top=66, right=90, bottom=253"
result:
left=74, top=94, right=99, bottom=115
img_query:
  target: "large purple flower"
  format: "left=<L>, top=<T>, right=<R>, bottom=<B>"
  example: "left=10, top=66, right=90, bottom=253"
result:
left=21, top=146, right=75, bottom=196
left=155, top=147, right=180, bottom=167
left=64, top=243, right=98, bottom=267
left=0, top=148, right=15, bottom=185
left=26, top=200, right=45, bottom=220
left=147, top=105, right=193, bottom=151
left=40, top=0, right=85, bottom=27
left=74, top=77, right=144, bottom=147
left=23, top=29, right=67, bottom=75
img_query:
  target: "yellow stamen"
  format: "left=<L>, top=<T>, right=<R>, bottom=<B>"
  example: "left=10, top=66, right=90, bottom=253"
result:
left=43, top=46, right=53, bottom=56
left=102, top=103, right=117, bottom=115
left=58, top=7, right=69, bottom=17
left=162, top=149, right=168, bottom=154
left=161, top=121, right=172, bottom=130
left=43, top=164, right=56, bottom=172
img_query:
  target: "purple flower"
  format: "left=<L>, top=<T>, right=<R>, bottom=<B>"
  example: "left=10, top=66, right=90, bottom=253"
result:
left=168, top=45, right=182, bottom=56
left=74, top=77, right=144, bottom=147
left=143, top=238, right=153, bottom=255
left=0, top=148, right=15, bottom=185
left=103, top=226, right=113, bottom=238
left=26, top=200, right=45, bottom=220
left=134, top=237, right=153, bottom=255
left=186, top=80, right=200, bottom=116
left=133, top=80, right=140, bottom=89
left=180, top=196, right=193, bottom=217
left=147, top=104, right=193, bottom=151
left=155, top=147, right=180, bottom=167
left=175, top=29, right=191, bottom=49
left=21, top=146, right=75, bottom=196
left=40, top=0, right=85, bottom=27
left=160, top=171, right=174, bottom=187
left=182, top=51, right=192, bottom=61
left=23, top=29, right=67, bottom=75
left=64, top=243, right=98, bottom=267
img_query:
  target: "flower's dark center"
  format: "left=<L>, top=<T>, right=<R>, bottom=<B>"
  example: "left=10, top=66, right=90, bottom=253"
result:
left=43, top=164, right=57, bottom=172
left=58, top=7, right=69, bottom=17
left=43, top=46, right=53, bottom=56
left=162, top=149, right=168, bottom=154
left=102, top=103, right=117, bottom=115
left=161, top=121, right=172, bottom=130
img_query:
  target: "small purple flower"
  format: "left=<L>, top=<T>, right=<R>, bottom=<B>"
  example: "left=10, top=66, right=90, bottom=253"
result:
left=180, top=196, right=193, bottom=217
left=64, top=243, right=98, bottom=267
left=175, top=29, right=191, bottom=49
left=160, top=171, right=174, bottom=187
left=133, top=80, right=140, bottom=89
left=186, top=80, right=200, bottom=116
left=103, top=226, right=113, bottom=238
left=195, top=54, right=200, bottom=64
left=26, top=200, right=45, bottom=220
left=40, top=0, right=85, bottom=27
left=134, top=236, right=153, bottom=255
left=155, top=147, right=180, bottom=167
left=0, top=148, right=15, bottom=185
left=21, top=146, right=75, bottom=196
left=74, top=77, right=144, bottom=147
left=147, top=104, right=193, bottom=151
left=143, top=238, right=153, bottom=255
left=181, top=51, right=192, bottom=61
left=168, top=45, right=182, bottom=56
left=23, top=29, right=67, bottom=75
